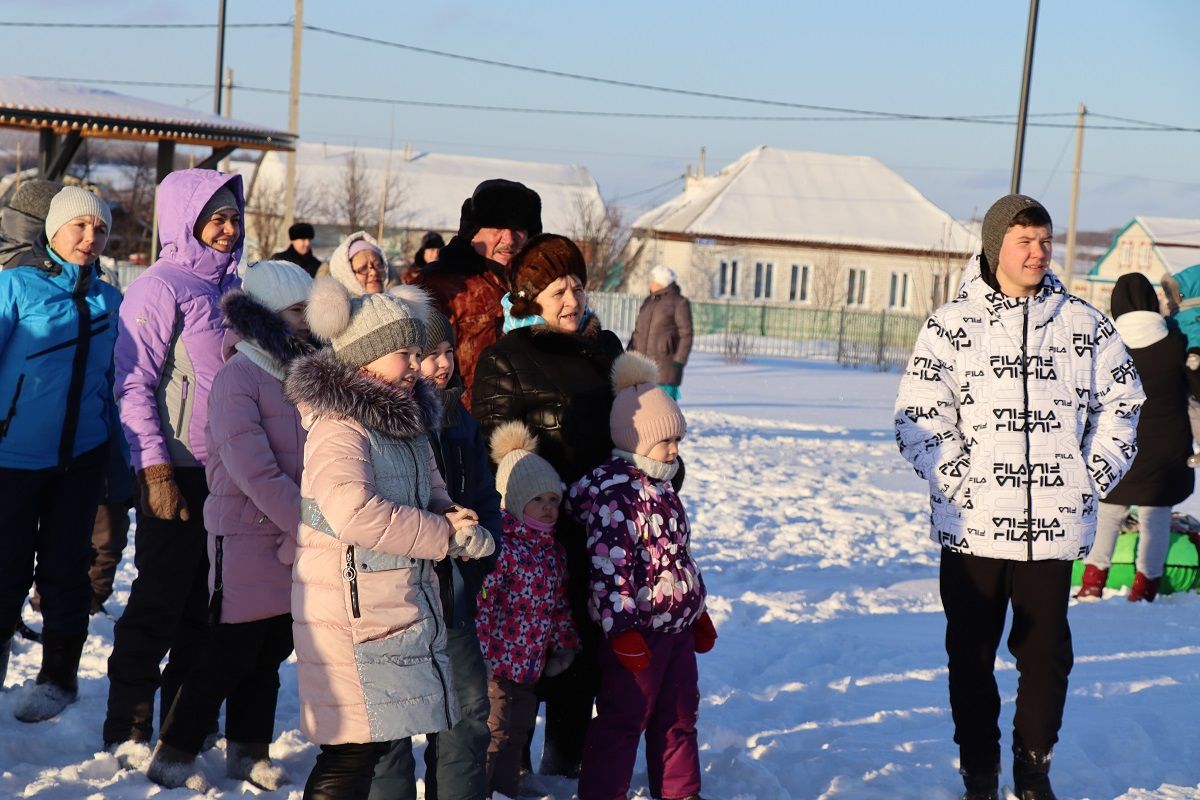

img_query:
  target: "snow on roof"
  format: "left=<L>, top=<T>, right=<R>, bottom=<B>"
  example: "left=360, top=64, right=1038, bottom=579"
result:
left=1155, top=244, right=1200, bottom=275
left=1138, top=215, right=1200, bottom=247
left=240, top=142, right=605, bottom=233
left=0, top=76, right=291, bottom=147
left=633, top=145, right=976, bottom=254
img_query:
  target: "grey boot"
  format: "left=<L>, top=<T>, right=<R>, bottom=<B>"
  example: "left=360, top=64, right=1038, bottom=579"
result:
left=13, top=631, right=84, bottom=722
left=227, top=740, right=289, bottom=791
left=146, top=741, right=209, bottom=792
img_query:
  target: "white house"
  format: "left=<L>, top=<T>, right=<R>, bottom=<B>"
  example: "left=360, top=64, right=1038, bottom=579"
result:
left=1081, top=216, right=1200, bottom=310
left=625, top=146, right=977, bottom=316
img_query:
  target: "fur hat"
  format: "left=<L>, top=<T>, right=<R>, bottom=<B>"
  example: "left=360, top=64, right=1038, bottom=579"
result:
left=457, top=179, right=543, bottom=239
left=980, top=194, right=1050, bottom=290
left=490, top=421, right=562, bottom=515
left=609, top=352, right=687, bottom=455
left=307, top=278, right=430, bottom=368
left=241, top=259, right=313, bottom=313
left=288, top=221, right=315, bottom=241
left=507, top=234, right=588, bottom=319
left=44, top=186, right=112, bottom=241
left=649, top=265, right=677, bottom=286
left=420, top=307, right=457, bottom=358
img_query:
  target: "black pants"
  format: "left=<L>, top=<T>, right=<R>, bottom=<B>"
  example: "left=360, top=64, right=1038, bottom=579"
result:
left=159, top=614, right=294, bottom=755
left=89, top=500, right=131, bottom=605
left=103, top=467, right=212, bottom=745
left=0, top=446, right=107, bottom=639
left=940, top=549, right=1074, bottom=771
left=305, top=742, right=392, bottom=800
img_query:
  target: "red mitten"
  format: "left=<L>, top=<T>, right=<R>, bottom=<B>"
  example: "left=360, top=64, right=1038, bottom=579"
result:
left=692, top=611, right=718, bottom=654
left=611, top=630, right=650, bottom=673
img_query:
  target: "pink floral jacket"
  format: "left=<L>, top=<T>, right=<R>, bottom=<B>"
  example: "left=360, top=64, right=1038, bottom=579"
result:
left=567, top=455, right=706, bottom=638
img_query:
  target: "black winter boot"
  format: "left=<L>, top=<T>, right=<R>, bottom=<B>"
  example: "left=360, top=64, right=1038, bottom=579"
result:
left=1012, top=747, right=1057, bottom=800
left=960, top=764, right=1000, bottom=800
left=0, top=635, right=11, bottom=689
left=13, top=631, right=85, bottom=722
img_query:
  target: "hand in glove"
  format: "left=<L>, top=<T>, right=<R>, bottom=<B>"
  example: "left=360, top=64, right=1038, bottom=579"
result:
left=276, top=532, right=298, bottom=566
left=447, top=524, right=495, bottom=560
left=543, top=647, right=577, bottom=677
left=137, top=464, right=189, bottom=521
left=611, top=630, right=650, bottom=673
left=692, top=611, right=718, bottom=654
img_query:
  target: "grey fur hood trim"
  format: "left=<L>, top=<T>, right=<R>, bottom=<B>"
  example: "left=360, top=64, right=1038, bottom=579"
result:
left=221, top=289, right=316, bottom=368
left=284, top=347, right=442, bottom=440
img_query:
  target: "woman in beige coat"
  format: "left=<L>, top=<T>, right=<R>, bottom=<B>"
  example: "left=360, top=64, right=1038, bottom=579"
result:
left=284, top=279, right=495, bottom=799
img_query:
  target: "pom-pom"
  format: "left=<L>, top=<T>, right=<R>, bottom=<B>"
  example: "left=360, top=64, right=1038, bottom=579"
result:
left=385, top=283, right=433, bottom=326
left=489, top=420, right=538, bottom=465
left=306, top=278, right=352, bottom=341
left=610, top=351, right=659, bottom=393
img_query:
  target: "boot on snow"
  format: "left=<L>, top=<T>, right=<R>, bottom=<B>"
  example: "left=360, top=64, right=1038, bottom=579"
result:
left=0, top=634, right=11, bottom=689
left=1127, top=571, right=1161, bottom=602
left=1073, top=564, right=1107, bottom=600
left=227, top=740, right=290, bottom=791
left=106, top=739, right=153, bottom=771
left=1012, top=747, right=1057, bottom=800
left=13, top=631, right=85, bottom=722
left=146, top=740, right=209, bottom=792
left=959, top=759, right=1000, bottom=800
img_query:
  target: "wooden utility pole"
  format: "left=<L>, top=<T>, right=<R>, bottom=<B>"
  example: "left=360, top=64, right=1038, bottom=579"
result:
left=1065, top=103, right=1087, bottom=278
left=284, top=0, right=304, bottom=230
left=1010, top=0, right=1040, bottom=194
left=213, top=0, right=227, bottom=115
left=221, top=68, right=234, bottom=172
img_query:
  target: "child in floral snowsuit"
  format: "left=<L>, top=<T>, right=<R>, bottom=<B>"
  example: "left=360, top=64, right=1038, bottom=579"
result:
left=568, top=352, right=717, bottom=800
left=475, top=421, right=579, bottom=798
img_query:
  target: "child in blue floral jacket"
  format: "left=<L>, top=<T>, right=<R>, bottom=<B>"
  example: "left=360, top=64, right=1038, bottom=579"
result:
left=567, top=351, right=716, bottom=800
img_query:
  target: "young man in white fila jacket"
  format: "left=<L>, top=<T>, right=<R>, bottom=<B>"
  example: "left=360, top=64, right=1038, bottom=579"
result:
left=895, top=194, right=1144, bottom=800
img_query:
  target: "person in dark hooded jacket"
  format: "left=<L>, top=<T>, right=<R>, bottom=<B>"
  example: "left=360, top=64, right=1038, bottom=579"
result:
left=0, top=179, right=64, bottom=269
left=1076, top=272, right=1197, bottom=602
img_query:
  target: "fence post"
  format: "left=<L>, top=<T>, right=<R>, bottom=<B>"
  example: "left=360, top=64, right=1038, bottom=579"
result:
left=836, top=306, right=847, bottom=364
left=876, top=308, right=887, bottom=369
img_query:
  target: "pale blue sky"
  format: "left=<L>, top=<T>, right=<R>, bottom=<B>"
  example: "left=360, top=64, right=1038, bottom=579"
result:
left=6, top=0, right=1199, bottom=232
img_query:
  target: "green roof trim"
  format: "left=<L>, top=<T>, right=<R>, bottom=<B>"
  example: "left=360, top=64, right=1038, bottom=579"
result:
left=1088, top=218, right=1143, bottom=277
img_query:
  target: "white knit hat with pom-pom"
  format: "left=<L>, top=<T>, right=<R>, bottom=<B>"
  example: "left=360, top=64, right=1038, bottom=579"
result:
left=490, top=420, right=562, bottom=515
left=241, top=259, right=313, bottom=312
left=306, top=278, right=431, bottom=368
left=609, top=351, right=687, bottom=454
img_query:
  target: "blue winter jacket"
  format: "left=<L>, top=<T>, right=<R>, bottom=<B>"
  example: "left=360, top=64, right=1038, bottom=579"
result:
left=429, top=391, right=503, bottom=628
left=0, top=240, right=123, bottom=469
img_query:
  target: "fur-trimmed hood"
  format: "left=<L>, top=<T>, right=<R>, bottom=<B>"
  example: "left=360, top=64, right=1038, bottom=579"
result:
left=221, top=289, right=316, bottom=370
left=285, top=347, right=441, bottom=440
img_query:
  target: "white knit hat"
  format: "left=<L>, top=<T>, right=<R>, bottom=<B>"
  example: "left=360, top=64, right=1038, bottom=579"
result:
left=490, top=421, right=562, bottom=515
left=649, top=264, right=677, bottom=286
left=241, top=260, right=313, bottom=312
left=44, top=186, right=112, bottom=241
left=307, top=278, right=431, bottom=368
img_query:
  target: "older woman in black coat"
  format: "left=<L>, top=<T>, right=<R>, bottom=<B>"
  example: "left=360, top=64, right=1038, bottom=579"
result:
left=1077, top=272, right=1197, bottom=602
left=472, top=234, right=623, bottom=777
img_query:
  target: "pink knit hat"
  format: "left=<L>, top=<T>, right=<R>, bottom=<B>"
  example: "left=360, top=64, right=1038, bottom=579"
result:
left=609, top=352, right=687, bottom=454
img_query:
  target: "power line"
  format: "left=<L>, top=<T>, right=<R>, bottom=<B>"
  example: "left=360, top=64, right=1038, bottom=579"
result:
left=0, top=20, right=287, bottom=29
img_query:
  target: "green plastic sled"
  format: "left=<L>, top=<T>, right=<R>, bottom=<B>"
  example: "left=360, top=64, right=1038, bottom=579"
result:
left=1071, top=530, right=1200, bottom=595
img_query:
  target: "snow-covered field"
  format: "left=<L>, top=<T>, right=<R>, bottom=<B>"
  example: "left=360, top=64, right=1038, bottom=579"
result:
left=3, top=353, right=1199, bottom=799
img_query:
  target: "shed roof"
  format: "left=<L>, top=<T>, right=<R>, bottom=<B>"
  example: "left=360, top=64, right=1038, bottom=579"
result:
left=0, top=76, right=293, bottom=150
left=633, top=145, right=975, bottom=255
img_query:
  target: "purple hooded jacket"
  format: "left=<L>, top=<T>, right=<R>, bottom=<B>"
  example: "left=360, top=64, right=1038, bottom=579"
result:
left=114, top=170, right=244, bottom=471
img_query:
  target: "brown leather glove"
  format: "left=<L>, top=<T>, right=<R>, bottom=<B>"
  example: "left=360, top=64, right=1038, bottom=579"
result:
left=137, top=464, right=190, bottom=521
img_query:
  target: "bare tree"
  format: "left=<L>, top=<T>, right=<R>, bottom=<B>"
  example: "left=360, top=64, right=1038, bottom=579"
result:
left=111, top=143, right=157, bottom=261
left=324, top=150, right=408, bottom=237
left=244, top=174, right=319, bottom=260
left=811, top=251, right=843, bottom=309
left=570, top=196, right=631, bottom=291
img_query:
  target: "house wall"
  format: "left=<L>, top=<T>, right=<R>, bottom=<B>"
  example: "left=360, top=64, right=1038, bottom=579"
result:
left=1084, top=222, right=1170, bottom=311
left=625, top=233, right=968, bottom=317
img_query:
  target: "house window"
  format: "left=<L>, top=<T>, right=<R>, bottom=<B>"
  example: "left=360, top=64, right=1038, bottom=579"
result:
left=1139, top=242, right=1152, bottom=268
left=930, top=272, right=952, bottom=308
left=718, top=259, right=739, bottom=298
left=889, top=271, right=911, bottom=310
left=789, top=264, right=810, bottom=303
left=1119, top=241, right=1132, bottom=269
left=846, top=267, right=868, bottom=307
left=753, top=262, right=774, bottom=299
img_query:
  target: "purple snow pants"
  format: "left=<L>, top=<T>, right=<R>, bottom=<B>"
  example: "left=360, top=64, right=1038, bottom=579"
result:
left=578, top=628, right=701, bottom=800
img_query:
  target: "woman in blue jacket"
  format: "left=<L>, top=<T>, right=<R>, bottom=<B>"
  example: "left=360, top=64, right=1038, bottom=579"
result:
left=0, top=186, right=122, bottom=723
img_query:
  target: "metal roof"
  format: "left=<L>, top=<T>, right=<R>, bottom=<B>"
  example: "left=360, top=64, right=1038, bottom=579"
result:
left=0, top=76, right=293, bottom=151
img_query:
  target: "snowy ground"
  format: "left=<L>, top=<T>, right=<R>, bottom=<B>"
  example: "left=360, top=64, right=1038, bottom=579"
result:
left=3, top=352, right=1200, bottom=799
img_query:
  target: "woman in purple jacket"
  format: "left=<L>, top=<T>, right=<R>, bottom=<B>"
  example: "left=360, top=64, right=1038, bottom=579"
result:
left=104, top=169, right=244, bottom=765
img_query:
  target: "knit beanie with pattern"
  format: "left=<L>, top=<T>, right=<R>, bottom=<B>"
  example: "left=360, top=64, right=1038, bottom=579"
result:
left=44, top=186, right=112, bottom=241
left=980, top=194, right=1050, bottom=291
left=609, top=351, right=687, bottom=455
left=490, top=421, right=562, bottom=515
left=420, top=307, right=457, bottom=358
left=306, top=278, right=430, bottom=368
left=241, top=259, right=313, bottom=313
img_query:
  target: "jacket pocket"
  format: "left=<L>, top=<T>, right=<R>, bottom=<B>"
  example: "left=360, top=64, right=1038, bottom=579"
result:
left=0, top=374, right=25, bottom=442
left=345, top=546, right=361, bottom=619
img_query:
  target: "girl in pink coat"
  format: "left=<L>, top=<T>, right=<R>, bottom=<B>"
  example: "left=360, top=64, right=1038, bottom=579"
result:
left=146, top=260, right=316, bottom=792
left=475, top=421, right=578, bottom=798
left=283, top=279, right=495, bottom=799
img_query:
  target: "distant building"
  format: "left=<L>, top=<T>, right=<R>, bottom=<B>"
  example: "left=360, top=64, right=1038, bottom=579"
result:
left=624, top=145, right=977, bottom=316
left=232, top=142, right=606, bottom=261
left=1082, top=216, right=1200, bottom=311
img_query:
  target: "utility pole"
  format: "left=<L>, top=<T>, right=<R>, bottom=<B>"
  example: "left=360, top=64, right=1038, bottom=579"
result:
left=221, top=68, right=234, bottom=172
left=377, top=110, right=395, bottom=242
left=1065, top=103, right=1087, bottom=278
left=213, top=0, right=227, bottom=115
left=1010, top=0, right=1039, bottom=194
left=284, top=0, right=304, bottom=231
